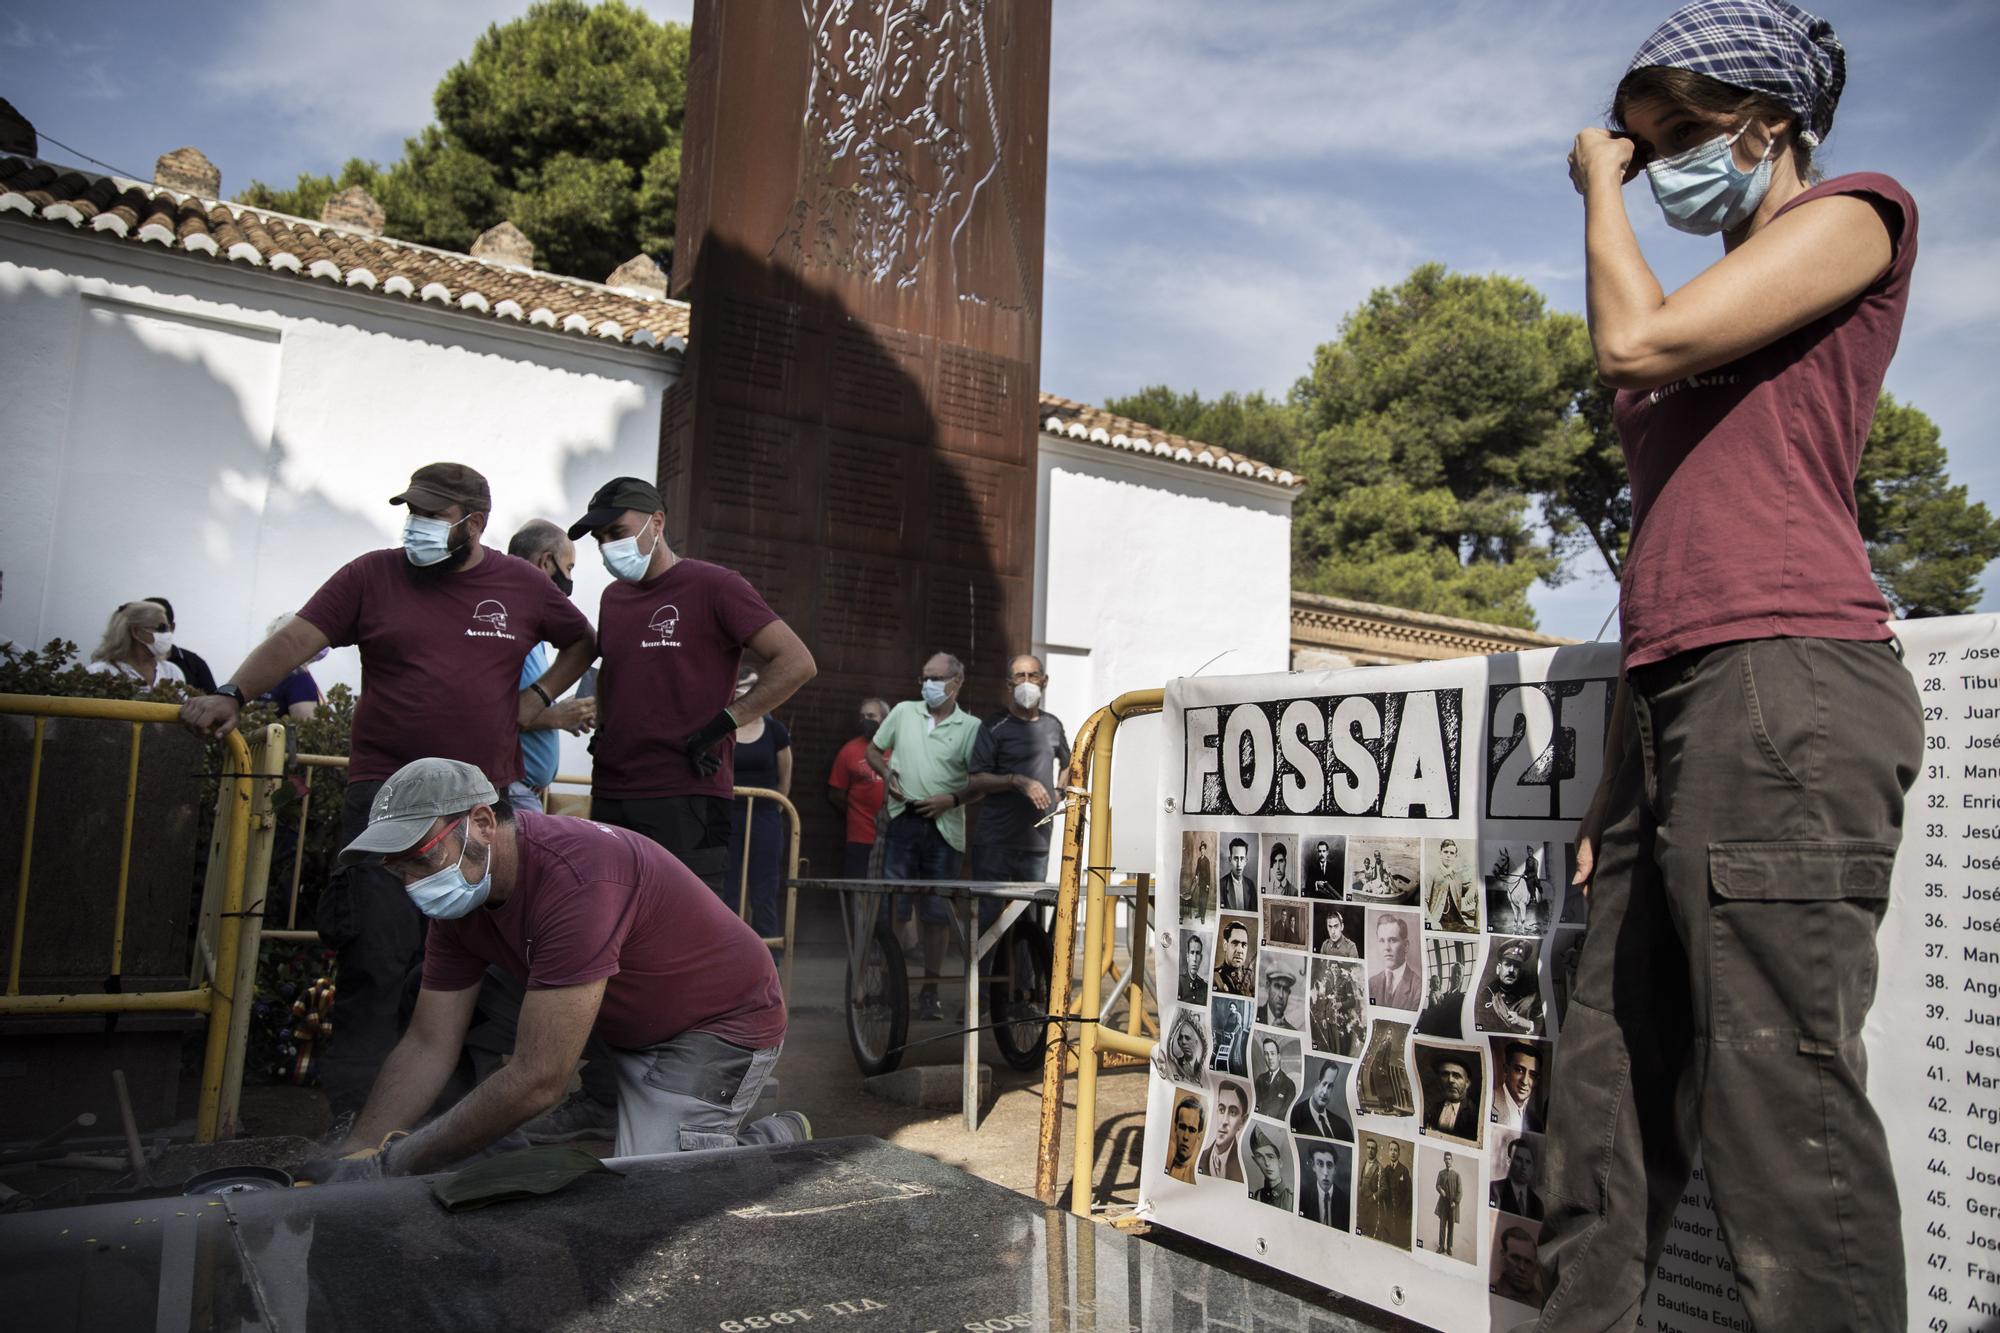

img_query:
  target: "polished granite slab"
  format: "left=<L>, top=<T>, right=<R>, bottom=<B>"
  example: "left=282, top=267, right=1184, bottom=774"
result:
left=0, top=1137, right=1423, bottom=1332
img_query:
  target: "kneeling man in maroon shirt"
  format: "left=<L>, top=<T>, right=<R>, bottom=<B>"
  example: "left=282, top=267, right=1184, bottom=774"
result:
left=326, top=757, right=806, bottom=1175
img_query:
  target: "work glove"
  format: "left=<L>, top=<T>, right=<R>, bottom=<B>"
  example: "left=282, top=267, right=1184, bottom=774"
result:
left=682, top=709, right=737, bottom=779
left=299, top=1131, right=405, bottom=1184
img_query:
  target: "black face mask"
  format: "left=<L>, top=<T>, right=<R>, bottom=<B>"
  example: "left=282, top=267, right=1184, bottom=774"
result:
left=858, top=717, right=880, bottom=739
left=550, top=570, right=575, bottom=597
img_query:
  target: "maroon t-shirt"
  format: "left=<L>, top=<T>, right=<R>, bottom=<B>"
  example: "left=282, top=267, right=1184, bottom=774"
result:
left=298, top=547, right=594, bottom=784
left=593, top=558, right=779, bottom=799
left=1614, top=173, right=1917, bottom=669
left=421, top=810, right=786, bottom=1050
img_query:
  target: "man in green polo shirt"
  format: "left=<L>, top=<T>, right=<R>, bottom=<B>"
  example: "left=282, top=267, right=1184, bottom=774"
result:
left=867, top=650, right=979, bottom=1019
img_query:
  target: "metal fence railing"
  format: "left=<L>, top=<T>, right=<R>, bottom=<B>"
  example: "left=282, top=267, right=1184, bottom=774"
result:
left=0, top=694, right=262, bottom=1143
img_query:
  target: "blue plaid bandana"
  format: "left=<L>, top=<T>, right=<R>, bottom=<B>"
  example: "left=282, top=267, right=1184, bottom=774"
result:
left=1627, top=0, right=1846, bottom=145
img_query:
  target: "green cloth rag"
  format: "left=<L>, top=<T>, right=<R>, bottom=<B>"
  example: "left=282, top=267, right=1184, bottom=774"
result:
left=430, top=1145, right=622, bottom=1212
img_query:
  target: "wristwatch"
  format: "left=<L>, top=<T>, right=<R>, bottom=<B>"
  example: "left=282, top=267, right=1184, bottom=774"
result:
left=212, top=683, right=246, bottom=707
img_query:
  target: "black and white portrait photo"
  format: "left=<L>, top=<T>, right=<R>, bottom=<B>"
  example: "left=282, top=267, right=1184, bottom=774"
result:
left=1164, top=1093, right=1204, bottom=1185
left=1488, top=1037, right=1548, bottom=1132
left=1416, top=935, right=1481, bottom=1039
left=1209, top=995, right=1251, bottom=1077
left=1199, top=1078, right=1249, bottom=1182
left=1364, top=908, right=1423, bottom=1012
left=1297, top=1139, right=1352, bottom=1232
left=1309, top=956, right=1367, bottom=1057
left=1423, top=835, right=1480, bottom=935
left=1246, top=1125, right=1295, bottom=1212
left=1290, top=1054, right=1354, bottom=1143
left=1218, top=833, right=1259, bottom=912
left=1417, top=1143, right=1477, bottom=1265
left=1346, top=836, right=1421, bottom=907
left=1474, top=937, right=1546, bottom=1037
left=1301, top=834, right=1346, bottom=900
left=1179, top=831, right=1216, bottom=924
left=1489, top=1128, right=1545, bottom=1220
left=1263, top=896, right=1308, bottom=949
left=1264, top=835, right=1299, bottom=897
left=1176, top=928, right=1210, bottom=1006
left=1413, top=1041, right=1485, bottom=1146
left=1312, top=901, right=1364, bottom=958
left=1212, top=914, right=1257, bottom=997
left=1485, top=841, right=1555, bottom=937
left=1355, top=1131, right=1414, bottom=1250
left=1252, top=1031, right=1303, bottom=1119
left=1159, top=1006, right=1209, bottom=1086
left=1355, top=1019, right=1415, bottom=1119
left=1255, top=948, right=1308, bottom=1031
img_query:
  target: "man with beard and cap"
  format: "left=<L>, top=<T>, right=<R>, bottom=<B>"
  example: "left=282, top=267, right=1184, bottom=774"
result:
left=571, top=477, right=815, bottom=902
left=180, top=463, right=597, bottom=1127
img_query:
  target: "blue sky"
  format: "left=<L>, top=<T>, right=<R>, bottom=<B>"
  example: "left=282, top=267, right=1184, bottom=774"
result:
left=4, top=0, right=1994, bottom=638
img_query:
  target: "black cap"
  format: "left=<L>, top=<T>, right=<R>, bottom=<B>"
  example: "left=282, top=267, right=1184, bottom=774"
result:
left=569, top=476, right=664, bottom=540
left=391, top=462, right=491, bottom=513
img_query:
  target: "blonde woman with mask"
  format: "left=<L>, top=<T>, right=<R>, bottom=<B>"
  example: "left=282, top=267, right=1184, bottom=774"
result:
left=87, top=600, right=186, bottom=690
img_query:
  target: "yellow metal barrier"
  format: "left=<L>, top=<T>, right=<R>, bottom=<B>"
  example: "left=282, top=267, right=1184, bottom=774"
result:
left=1031, top=688, right=1165, bottom=1214
left=0, top=693, right=257, bottom=1144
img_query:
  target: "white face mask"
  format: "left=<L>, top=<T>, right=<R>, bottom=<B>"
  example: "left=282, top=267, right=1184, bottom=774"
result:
left=600, top=522, right=659, bottom=582
left=1012, top=681, right=1043, bottom=710
left=403, top=513, right=464, bottom=567
left=404, top=821, right=493, bottom=920
left=147, top=631, right=175, bottom=659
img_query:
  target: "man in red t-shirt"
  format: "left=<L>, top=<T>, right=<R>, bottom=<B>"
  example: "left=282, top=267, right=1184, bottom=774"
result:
left=314, top=757, right=806, bottom=1175
left=827, top=697, right=890, bottom=877
left=180, top=463, right=597, bottom=1121
left=568, top=477, right=815, bottom=900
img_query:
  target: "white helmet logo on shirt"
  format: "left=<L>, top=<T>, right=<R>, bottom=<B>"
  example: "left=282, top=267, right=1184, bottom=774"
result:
left=472, top=600, right=509, bottom=633
left=648, top=605, right=680, bottom=637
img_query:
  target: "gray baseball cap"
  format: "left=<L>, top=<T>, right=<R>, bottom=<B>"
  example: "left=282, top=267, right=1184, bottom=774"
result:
left=337, top=757, right=497, bottom=866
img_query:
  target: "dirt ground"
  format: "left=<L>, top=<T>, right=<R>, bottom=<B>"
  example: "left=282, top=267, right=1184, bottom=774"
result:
left=236, top=895, right=1156, bottom=1208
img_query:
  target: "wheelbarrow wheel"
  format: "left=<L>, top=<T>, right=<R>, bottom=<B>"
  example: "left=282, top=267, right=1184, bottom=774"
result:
left=990, top=918, right=1054, bottom=1072
left=846, top=920, right=909, bottom=1076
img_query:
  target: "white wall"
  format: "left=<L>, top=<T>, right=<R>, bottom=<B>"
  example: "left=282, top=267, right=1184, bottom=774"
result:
left=1034, top=432, right=1296, bottom=876
left=0, top=227, right=674, bottom=776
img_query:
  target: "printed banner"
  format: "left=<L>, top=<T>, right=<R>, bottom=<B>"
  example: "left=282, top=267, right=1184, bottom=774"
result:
left=1138, top=616, right=2000, bottom=1332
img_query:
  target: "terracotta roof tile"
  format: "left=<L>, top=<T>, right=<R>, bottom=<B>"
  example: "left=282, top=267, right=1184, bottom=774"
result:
left=0, top=153, right=691, bottom=352
left=1037, top=392, right=1302, bottom=489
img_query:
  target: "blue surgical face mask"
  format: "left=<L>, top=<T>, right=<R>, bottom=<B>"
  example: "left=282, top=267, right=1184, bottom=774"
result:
left=1645, top=122, right=1775, bottom=236
left=403, top=514, right=464, bottom=567
left=600, top=523, right=658, bottom=582
left=921, top=679, right=951, bottom=709
left=404, top=821, right=492, bottom=919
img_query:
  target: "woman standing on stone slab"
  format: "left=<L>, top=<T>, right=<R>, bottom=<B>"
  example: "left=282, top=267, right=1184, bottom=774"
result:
left=1534, top=4, right=1921, bottom=1330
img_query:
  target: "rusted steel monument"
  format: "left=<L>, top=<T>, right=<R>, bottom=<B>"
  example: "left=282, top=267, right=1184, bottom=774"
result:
left=670, top=0, right=1051, bottom=866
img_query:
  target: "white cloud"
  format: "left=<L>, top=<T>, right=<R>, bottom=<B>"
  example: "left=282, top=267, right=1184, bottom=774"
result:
left=1050, top=0, right=1619, bottom=172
